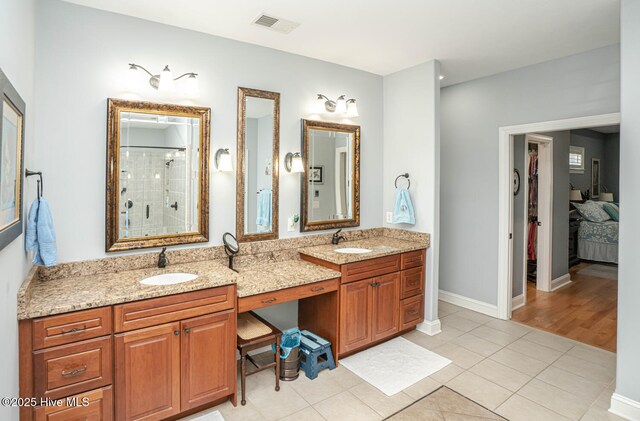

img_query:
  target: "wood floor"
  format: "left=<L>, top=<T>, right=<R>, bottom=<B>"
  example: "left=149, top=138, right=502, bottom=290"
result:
left=512, top=262, right=617, bottom=352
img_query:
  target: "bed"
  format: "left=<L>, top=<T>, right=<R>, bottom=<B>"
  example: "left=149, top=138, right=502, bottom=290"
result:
left=578, top=220, right=619, bottom=264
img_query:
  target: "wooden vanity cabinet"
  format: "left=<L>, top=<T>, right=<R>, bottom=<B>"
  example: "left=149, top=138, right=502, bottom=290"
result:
left=305, top=249, right=426, bottom=357
left=113, top=288, right=236, bottom=421
left=19, top=285, right=237, bottom=421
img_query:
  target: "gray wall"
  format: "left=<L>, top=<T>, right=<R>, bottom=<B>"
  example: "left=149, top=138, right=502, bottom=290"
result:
left=440, top=44, right=620, bottom=305
left=512, top=131, right=570, bottom=298
left=383, top=60, right=441, bottom=322
left=35, top=0, right=384, bottom=264
left=569, top=129, right=607, bottom=196
left=603, top=132, right=620, bottom=201
left=616, top=0, right=640, bottom=407
left=512, top=136, right=526, bottom=297
left=0, top=1, right=36, bottom=419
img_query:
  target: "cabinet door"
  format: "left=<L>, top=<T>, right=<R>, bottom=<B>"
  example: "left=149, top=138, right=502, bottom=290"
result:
left=115, top=322, right=180, bottom=421
left=181, top=310, right=236, bottom=411
left=372, top=273, right=400, bottom=341
left=339, top=278, right=373, bottom=354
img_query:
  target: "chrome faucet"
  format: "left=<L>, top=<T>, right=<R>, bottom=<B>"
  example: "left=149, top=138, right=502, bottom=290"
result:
left=332, top=229, right=348, bottom=245
left=158, top=247, right=169, bottom=268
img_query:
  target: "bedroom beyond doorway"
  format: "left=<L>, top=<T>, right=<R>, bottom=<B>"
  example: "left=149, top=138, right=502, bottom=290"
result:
left=510, top=123, right=620, bottom=353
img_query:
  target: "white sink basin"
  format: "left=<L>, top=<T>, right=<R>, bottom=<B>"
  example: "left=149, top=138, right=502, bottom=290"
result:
left=140, top=273, right=198, bottom=286
left=335, top=248, right=372, bottom=254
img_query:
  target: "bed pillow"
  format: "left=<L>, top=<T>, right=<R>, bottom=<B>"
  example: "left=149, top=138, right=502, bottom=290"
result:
left=602, top=203, right=619, bottom=222
left=574, top=201, right=611, bottom=222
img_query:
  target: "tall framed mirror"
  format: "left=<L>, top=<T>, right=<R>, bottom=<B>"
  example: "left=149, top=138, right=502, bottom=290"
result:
left=236, top=87, right=280, bottom=242
left=301, top=119, right=360, bottom=232
left=106, top=99, right=210, bottom=252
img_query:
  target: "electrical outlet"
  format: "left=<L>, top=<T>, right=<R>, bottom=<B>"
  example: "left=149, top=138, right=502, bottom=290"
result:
left=386, top=212, right=393, bottom=223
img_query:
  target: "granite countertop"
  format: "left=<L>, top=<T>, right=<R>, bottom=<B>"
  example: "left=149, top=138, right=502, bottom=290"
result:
left=18, top=261, right=239, bottom=320
left=235, top=260, right=342, bottom=298
left=298, top=236, right=429, bottom=265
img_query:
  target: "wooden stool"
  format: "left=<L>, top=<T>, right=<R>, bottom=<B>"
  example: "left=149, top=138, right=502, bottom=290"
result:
left=237, top=312, right=282, bottom=406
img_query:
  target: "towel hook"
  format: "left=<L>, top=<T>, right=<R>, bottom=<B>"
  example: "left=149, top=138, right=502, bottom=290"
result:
left=394, top=173, right=410, bottom=189
left=25, top=169, right=43, bottom=199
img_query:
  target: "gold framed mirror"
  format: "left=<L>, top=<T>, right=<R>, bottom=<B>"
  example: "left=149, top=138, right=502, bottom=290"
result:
left=301, top=119, right=360, bottom=232
left=106, top=99, right=210, bottom=252
left=236, top=87, right=280, bottom=242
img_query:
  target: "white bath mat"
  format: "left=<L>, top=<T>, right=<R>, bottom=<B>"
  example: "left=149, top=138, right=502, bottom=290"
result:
left=340, top=337, right=451, bottom=396
left=183, top=409, right=225, bottom=421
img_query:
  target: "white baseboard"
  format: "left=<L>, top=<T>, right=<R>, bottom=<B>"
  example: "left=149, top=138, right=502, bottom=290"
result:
left=439, top=290, right=499, bottom=318
left=551, top=273, right=572, bottom=291
left=610, top=393, right=640, bottom=421
left=512, top=294, right=525, bottom=311
left=416, top=319, right=441, bottom=336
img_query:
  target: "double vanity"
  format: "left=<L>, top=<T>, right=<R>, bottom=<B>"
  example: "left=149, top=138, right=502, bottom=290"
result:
left=15, top=87, right=429, bottom=421
left=17, top=231, right=429, bottom=421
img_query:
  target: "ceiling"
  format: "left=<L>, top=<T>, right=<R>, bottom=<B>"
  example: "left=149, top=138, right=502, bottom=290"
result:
left=63, top=0, right=620, bottom=86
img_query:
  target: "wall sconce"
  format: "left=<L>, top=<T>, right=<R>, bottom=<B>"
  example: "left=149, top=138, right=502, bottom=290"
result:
left=284, top=152, right=304, bottom=173
left=128, top=63, right=199, bottom=98
left=215, top=148, right=233, bottom=172
left=315, top=94, right=359, bottom=118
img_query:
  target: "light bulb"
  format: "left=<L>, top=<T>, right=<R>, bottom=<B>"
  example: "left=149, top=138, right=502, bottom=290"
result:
left=314, top=95, right=326, bottom=114
left=335, top=96, right=347, bottom=114
left=346, top=100, right=359, bottom=118
left=158, top=65, right=175, bottom=93
left=185, top=74, right=199, bottom=98
left=217, top=150, right=233, bottom=172
left=291, top=154, right=304, bottom=173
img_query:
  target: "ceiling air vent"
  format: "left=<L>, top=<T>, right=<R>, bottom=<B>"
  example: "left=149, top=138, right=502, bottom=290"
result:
left=252, top=13, right=300, bottom=34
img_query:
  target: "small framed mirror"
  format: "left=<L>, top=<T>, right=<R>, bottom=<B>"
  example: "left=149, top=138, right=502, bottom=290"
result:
left=301, top=119, right=360, bottom=232
left=236, top=87, right=280, bottom=242
left=0, top=68, right=26, bottom=252
left=106, top=99, right=210, bottom=252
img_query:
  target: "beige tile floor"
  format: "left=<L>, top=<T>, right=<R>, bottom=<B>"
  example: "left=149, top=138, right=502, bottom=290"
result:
left=187, top=301, right=622, bottom=421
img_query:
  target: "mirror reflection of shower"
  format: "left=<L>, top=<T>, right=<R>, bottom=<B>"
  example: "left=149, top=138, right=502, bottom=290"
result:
left=118, top=111, right=200, bottom=239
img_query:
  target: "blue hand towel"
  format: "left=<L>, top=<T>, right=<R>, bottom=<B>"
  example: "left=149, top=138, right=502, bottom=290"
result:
left=25, top=198, right=57, bottom=266
left=392, top=188, right=415, bottom=225
left=256, top=189, right=272, bottom=231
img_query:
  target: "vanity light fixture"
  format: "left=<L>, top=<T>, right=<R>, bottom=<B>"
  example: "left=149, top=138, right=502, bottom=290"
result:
left=315, top=94, right=359, bottom=117
left=128, top=63, right=200, bottom=98
left=284, top=152, right=304, bottom=173
left=215, top=148, right=233, bottom=172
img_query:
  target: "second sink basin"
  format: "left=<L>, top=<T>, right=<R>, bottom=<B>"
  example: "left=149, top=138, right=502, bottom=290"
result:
left=140, top=273, right=199, bottom=286
left=335, top=247, right=372, bottom=254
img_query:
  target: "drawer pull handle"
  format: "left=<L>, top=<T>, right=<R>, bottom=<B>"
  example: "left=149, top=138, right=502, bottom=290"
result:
left=174, top=330, right=180, bottom=336
left=407, top=280, right=419, bottom=286
left=311, top=287, right=325, bottom=292
left=61, top=326, right=86, bottom=334
left=370, top=282, right=380, bottom=287
left=407, top=309, right=419, bottom=316
left=62, top=365, right=87, bottom=377
left=262, top=298, right=277, bottom=304
left=184, top=327, right=191, bottom=333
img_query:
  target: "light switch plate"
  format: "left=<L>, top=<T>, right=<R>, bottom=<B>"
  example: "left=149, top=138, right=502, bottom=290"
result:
left=386, top=212, right=393, bottom=223
left=287, top=217, right=295, bottom=232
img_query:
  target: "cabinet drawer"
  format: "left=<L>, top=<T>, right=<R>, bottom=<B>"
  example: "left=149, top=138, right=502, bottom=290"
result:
left=32, top=307, right=112, bottom=350
left=342, top=255, right=401, bottom=284
left=401, top=267, right=424, bottom=299
left=401, top=250, right=425, bottom=270
left=238, top=278, right=339, bottom=313
left=400, top=294, right=424, bottom=330
left=33, top=336, right=112, bottom=400
left=33, top=386, right=113, bottom=421
left=114, top=285, right=234, bottom=332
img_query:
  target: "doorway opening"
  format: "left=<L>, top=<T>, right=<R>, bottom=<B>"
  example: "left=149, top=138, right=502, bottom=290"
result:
left=498, top=114, right=620, bottom=352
